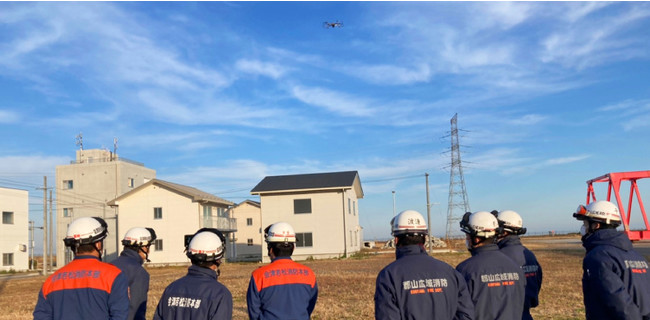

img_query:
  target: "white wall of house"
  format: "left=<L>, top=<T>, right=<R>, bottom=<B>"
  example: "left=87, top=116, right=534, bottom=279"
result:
left=113, top=183, right=235, bottom=265
left=0, top=187, right=29, bottom=271
left=114, top=184, right=201, bottom=265
left=230, top=201, right=263, bottom=261
left=260, top=188, right=361, bottom=263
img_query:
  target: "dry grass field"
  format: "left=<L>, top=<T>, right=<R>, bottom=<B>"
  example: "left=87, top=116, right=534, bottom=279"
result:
left=1, top=235, right=640, bottom=320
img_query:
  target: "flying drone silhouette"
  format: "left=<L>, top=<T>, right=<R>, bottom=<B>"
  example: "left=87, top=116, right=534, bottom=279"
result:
left=323, top=21, right=343, bottom=29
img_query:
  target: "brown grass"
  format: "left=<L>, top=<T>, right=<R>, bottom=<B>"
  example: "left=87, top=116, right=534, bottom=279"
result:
left=0, top=236, right=607, bottom=320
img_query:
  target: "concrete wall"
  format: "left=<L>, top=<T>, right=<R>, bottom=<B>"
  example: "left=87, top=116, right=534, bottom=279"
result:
left=230, top=202, right=263, bottom=261
left=260, top=188, right=361, bottom=263
left=56, top=149, right=155, bottom=267
left=0, top=187, right=29, bottom=271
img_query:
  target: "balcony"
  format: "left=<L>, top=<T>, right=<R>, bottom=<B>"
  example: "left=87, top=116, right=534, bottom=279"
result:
left=202, top=216, right=237, bottom=232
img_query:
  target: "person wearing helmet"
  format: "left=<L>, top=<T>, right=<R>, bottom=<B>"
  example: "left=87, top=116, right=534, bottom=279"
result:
left=246, top=222, right=318, bottom=320
left=111, top=227, right=157, bottom=320
left=573, top=200, right=650, bottom=319
left=33, top=216, right=129, bottom=320
left=154, top=228, right=233, bottom=320
left=495, top=210, right=542, bottom=320
left=456, top=211, right=525, bottom=320
left=374, top=210, right=474, bottom=320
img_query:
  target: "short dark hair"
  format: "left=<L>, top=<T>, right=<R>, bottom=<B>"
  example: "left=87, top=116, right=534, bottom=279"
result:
left=76, top=243, right=97, bottom=254
left=193, top=259, right=220, bottom=269
left=268, top=242, right=294, bottom=257
left=396, top=234, right=425, bottom=247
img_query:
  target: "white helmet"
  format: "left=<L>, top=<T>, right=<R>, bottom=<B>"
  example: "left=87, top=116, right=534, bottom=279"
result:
left=574, top=200, right=622, bottom=226
left=63, top=217, right=108, bottom=248
left=391, top=210, right=428, bottom=236
left=265, top=222, right=296, bottom=243
left=185, top=228, right=225, bottom=263
left=460, top=211, right=499, bottom=238
left=122, top=227, right=157, bottom=247
left=497, top=210, right=527, bottom=235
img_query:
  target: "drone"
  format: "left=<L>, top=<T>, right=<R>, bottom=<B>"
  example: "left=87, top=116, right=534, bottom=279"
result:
left=323, top=21, right=343, bottom=29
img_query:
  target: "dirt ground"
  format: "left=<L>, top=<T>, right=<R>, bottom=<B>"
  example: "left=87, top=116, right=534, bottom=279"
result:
left=1, top=235, right=646, bottom=320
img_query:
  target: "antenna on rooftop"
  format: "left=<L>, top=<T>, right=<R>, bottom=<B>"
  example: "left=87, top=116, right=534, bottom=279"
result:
left=75, top=133, right=84, bottom=150
left=112, top=137, right=118, bottom=161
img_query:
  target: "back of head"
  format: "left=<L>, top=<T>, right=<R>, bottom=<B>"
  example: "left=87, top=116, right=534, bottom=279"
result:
left=573, top=200, right=622, bottom=227
left=391, top=210, right=427, bottom=247
left=185, top=228, right=225, bottom=267
left=64, top=217, right=108, bottom=254
left=460, top=211, right=499, bottom=239
left=265, top=222, right=296, bottom=257
left=497, top=210, right=527, bottom=235
left=122, top=227, right=157, bottom=248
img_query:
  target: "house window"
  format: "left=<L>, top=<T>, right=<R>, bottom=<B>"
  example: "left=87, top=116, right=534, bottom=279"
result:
left=294, top=199, right=311, bottom=214
left=63, top=208, right=73, bottom=217
left=127, top=178, right=134, bottom=188
left=295, top=232, right=313, bottom=247
left=154, top=207, right=163, bottom=220
left=2, top=253, right=13, bottom=266
left=203, top=206, right=212, bottom=218
left=2, top=212, right=14, bottom=224
left=247, top=239, right=253, bottom=246
left=153, top=239, right=163, bottom=251
left=217, top=207, right=228, bottom=218
left=63, top=180, right=73, bottom=190
left=353, top=201, right=356, bottom=216
left=350, top=231, right=353, bottom=246
left=348, top=198, right=351, bottom=214
left=246, top=218, right=253, bottom=226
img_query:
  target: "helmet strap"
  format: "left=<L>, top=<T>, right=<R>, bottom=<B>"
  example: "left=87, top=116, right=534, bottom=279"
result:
left=139, top=246, right=151, bottom=263
left=93, top=241, right=103, bottom=260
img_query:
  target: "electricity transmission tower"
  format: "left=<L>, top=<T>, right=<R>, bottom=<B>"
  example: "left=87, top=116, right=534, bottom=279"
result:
left=445, top=113, right=470, bottom=242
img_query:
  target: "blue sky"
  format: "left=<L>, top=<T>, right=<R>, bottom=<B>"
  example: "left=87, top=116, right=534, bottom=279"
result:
left=1, top=2, right=650, bottom=251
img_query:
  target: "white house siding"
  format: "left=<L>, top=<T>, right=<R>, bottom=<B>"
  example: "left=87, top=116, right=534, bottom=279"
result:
left=114, top=184, right=201, bottom=265
left=230, top=201, right=263, bottom=261
left=260, top=188, right=361, bottom=263
left=0, top=187, right=29, bottom=271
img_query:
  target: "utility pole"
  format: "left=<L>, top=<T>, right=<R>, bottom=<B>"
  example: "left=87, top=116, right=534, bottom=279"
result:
left=392, top=191, right=396, bottom=216
left=425, top=173, right=432, bottom=254
left=445, top=113, right=471, bottom=244
left=41, top=176, right=48, bottom=275
left=49, top=189, right=53, bottom=272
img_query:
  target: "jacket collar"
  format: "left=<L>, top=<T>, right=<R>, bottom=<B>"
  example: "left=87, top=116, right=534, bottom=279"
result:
left=188, top=264, right=218, bottom=280
left=119, top=248, right=144, bottom=265
left=497, top=234, right=521, bottom=248
left=470, top=243, right=499, bottom=256
left=396, top=244, right=427, bottom=259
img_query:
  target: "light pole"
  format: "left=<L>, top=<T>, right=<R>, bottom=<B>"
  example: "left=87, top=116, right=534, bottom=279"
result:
left=392, top=191, right=396, bottom=216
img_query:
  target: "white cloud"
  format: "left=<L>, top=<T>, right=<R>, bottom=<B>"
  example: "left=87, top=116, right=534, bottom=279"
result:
left=291, top=86, right=375, bottom=117
left=343, top=63, right=431, bottom=85
left=0, top=110, right=20, bottom=123
left=235, top=59, right=288, bottom=79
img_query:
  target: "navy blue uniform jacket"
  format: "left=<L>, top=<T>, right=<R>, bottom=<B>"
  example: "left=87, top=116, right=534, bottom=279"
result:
left=582, top=229, right=650, bottom=320
left=33, top=255, right=129, bottom=320
left=154, top=265, right=233, bottom=320
left=247, top=256, right=318, bottom=320
left=456, top=243, right=525, bottom=320
left=111, top=249, right=149, bottom=320
left=375, top=245, right=474, bottom=320
left=498, top=235, right=543, bottom=320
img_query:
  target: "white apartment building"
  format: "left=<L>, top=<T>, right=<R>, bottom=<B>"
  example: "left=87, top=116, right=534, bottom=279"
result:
left=230, top=200, right=262, bottom=261
left=251, top=171, right=364, bottom=263
left=56, top=149, right=156, bottom=267
left=108, top=179, right=236, bottom=264
left=0, top=187, right=29, bottom=271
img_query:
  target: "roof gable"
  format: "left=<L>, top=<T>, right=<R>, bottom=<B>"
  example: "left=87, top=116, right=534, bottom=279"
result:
left=108, top=178, right=233, bottom=206
left=251, top=171, right=363, bottom=198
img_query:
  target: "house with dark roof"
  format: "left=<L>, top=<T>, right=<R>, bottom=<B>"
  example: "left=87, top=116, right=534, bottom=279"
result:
left=251, top=171, right=364, bottom=262
left=108, top=179, right=236, bottom=264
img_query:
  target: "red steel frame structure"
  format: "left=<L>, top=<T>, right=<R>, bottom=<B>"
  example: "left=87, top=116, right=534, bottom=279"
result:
left=586, top=171, right=650, bottom=241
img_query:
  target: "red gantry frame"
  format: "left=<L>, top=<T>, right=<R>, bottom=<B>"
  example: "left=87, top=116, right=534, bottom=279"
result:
left=586, top=171, right=650, bottom=241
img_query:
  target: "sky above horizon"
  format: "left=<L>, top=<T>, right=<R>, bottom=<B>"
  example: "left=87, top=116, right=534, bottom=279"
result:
left=1, top=2, right=650, bottom=254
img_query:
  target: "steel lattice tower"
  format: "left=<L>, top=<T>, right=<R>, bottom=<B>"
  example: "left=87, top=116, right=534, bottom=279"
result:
left=446, top=113, right=470, bottom=242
